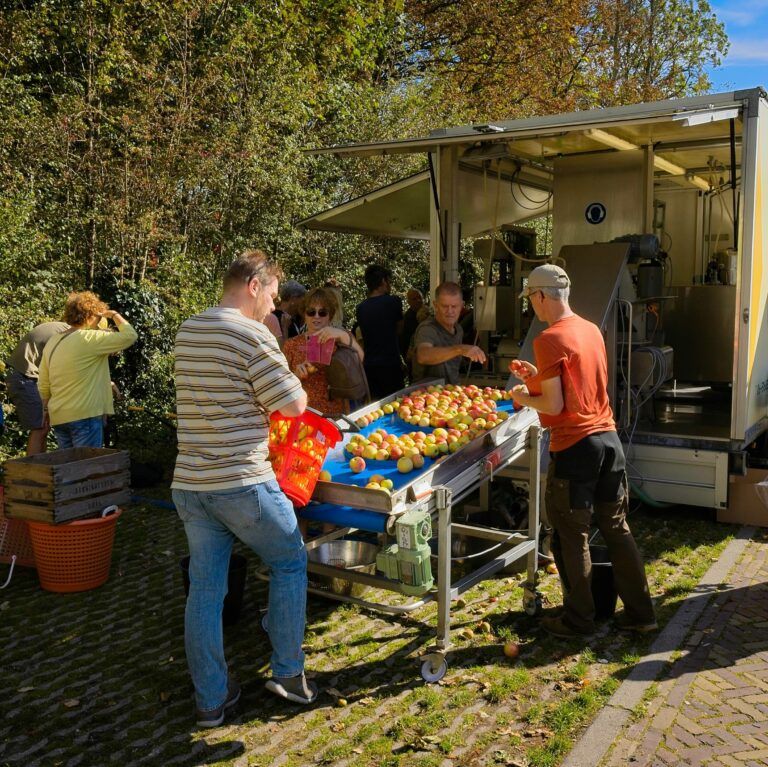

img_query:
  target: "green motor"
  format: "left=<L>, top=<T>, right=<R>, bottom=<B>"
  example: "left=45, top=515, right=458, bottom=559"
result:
left=376, top=509, right=434, bottom=595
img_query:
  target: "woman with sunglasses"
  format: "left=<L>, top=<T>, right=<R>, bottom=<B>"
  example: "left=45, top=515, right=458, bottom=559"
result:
left=283, top=287, right=364, bottom=414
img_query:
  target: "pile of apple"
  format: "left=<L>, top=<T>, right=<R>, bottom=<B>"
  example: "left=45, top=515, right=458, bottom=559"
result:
left=345, top=383, right=514, bottom=479
left=268, top=418, right=326, bottom=475
left=354, top=383, right=514, bottom=431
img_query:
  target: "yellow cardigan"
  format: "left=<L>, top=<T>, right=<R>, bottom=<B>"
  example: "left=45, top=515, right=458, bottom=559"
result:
left=38, top=324, right=138, bottom=426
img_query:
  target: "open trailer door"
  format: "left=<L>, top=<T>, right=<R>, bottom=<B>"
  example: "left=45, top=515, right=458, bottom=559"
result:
left=733, top=92, right=768, bottom=446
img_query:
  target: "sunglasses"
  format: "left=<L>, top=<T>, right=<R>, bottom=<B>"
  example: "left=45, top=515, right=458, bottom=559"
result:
left=305, top=308, right=329, bottom=318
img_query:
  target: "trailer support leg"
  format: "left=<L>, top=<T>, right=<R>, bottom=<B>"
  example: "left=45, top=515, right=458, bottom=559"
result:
left=524, top=425, right=543, bottom=616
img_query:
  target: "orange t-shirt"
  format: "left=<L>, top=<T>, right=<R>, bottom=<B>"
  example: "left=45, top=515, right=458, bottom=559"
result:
left=528, top=314, right=616, bottom=452
left=283, top=334, right=346, bottom=415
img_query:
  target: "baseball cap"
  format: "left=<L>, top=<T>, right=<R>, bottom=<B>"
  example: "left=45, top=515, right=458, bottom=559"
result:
left=280, top=280, right=307, bottom=300
left=519, top=264, right=570, bottom=298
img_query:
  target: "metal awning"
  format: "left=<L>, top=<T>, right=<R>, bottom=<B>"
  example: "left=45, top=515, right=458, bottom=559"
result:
left=297, top=165, right=552, bottom=239
left=297, top=90, right=762, bottom=240
left=303, top=89, right=759, bottom=158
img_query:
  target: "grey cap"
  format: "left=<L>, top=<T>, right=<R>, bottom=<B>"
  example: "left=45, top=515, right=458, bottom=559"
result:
left=519, top=264, right=570, bottom=297
left=280, top=280, right=307, bottom=300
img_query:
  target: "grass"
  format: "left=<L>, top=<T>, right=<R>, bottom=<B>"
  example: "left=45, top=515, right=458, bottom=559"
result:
left=631, top=681, right=660, bottom=721
left=0, top=494, right=735, bottom=767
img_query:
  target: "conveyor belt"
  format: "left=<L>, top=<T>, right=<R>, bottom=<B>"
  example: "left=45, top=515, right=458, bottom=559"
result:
left=298, top=503, right=389, bottom=533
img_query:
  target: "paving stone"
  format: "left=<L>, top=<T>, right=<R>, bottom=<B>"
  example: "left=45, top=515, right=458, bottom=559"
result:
left=650, top=705, right=677, bottom=731
left=585, top=534, right=768, bottom=767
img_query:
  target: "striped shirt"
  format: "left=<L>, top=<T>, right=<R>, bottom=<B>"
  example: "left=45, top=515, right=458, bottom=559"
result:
left=172, top=307, right=304, bottom=491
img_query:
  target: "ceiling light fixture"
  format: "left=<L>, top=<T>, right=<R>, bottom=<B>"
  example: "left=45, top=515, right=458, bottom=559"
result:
left=586, top=129, right=710, bottom=191
left=585, top=128, right=638, bottom=152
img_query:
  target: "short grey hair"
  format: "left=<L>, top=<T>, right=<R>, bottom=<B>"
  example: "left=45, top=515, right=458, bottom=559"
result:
left=540, top=286, right=570, bottom=302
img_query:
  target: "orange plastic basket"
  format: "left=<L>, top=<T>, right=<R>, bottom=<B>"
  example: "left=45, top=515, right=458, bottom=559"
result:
left=268, top=411, right=342, bottom=506
left=27, top=509, right=122, bottom=593
left=0, top=485, right=36, bottom=568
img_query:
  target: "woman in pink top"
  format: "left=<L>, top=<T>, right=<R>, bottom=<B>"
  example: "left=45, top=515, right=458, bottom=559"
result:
left=283, top=287, right=363, bottom=415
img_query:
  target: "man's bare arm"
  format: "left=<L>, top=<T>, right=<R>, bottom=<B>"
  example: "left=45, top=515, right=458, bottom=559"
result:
left=277, top=390, right=308, bottom=417
left=510, top=376, right=564, bottom=416
left=416, top=342, right=486, bottom=366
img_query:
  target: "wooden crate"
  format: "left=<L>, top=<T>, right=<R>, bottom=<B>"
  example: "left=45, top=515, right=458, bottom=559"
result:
left=4, top=448, right=131, bottom=524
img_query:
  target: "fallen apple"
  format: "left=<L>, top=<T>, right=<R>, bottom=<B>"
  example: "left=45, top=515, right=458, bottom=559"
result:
left=503, top=641, right=520, bottom=659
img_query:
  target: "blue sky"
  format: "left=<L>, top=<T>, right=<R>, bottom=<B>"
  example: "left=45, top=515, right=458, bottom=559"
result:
left=707, top=1, right=768, bottom=92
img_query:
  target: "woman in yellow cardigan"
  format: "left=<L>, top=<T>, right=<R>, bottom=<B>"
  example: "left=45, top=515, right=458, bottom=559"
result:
left=38, top=291, right=138, bottom=449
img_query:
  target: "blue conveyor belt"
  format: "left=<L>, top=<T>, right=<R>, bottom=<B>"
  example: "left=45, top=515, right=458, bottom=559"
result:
left=298, top=503, right=389, bottom=533
left=322, top=399, right=518, bottom=489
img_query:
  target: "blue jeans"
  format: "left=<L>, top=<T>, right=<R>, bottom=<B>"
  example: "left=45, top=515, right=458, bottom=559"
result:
left=172, top=481, right=307, bottom=711
left=53, top=416, right=104, bottom=449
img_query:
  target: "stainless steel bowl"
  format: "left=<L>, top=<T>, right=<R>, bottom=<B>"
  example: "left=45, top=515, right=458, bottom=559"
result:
left=307, top=540, right=379, bottom=597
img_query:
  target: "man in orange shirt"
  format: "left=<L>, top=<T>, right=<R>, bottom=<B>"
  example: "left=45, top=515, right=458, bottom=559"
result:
left=510, top=264, right=656, bottom=638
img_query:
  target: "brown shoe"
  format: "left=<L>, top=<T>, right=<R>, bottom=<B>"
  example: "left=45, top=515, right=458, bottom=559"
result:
left=615, top=614, right=658, bottom=633
left=540, top=615, right=594, bottom=638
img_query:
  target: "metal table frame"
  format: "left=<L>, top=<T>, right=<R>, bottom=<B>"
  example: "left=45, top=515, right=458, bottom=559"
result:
left=259, top=386, right=542, bottom=682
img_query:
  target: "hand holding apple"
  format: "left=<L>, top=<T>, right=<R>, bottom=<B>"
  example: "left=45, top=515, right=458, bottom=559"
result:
left=509, top=359, right=536, bottom=381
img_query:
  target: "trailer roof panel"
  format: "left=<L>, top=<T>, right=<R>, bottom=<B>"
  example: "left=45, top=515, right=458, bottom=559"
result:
left=306, top=89, right=764, bottom=158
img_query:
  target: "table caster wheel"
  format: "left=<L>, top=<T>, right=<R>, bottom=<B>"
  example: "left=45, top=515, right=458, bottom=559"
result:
left=421, top=657, right=447, bottom=683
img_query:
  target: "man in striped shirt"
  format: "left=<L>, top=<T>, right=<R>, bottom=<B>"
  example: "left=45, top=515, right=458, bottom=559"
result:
left=172, top=249, right=314, bottom=728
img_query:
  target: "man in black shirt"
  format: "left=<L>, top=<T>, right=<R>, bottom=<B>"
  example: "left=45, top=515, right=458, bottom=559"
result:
left=356, top=265, right=404, bottom=399
left=270, top=280, right=306, bottom=343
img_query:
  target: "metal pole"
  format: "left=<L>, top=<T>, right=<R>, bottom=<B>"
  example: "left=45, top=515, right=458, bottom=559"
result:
left=526, top=425, right=541, bottom=585
left=730, top=118, right=739, bottom=251
left=435, top=486, right=452, bottom=650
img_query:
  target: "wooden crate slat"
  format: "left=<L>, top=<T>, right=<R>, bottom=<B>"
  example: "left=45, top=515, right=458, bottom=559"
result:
left=51, top=452, right=129, bottom=484
left=55, top=470, right=130, bottom=502
left=5, top=471, right=131, bottom=505
left=3, top=503, right=54, bottom=522
left=4, top=481, right=54, bottom=503
left=4, top=448, right=129, bottom=485
left=6, top=489, right=131, bottom=524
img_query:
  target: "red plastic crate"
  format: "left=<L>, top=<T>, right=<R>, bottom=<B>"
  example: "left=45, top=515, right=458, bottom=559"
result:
left=268, top=411, right=341, bottom=506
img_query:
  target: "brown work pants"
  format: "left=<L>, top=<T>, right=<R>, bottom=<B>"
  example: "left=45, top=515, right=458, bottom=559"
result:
left=546, top=431, right=655, bottom=633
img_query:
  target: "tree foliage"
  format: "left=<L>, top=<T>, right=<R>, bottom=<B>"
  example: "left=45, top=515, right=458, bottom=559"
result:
left=0, top=0, right=729, bottom=461
left=402, top=0, right=727, bottom=118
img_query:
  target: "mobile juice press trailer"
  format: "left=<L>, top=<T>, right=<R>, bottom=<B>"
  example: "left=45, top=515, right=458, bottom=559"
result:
left=300, top=88, right=768, bottom=516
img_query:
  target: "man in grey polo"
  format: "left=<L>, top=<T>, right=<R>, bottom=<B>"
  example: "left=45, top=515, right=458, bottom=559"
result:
left=412, top=282, right=486, bottom=384
left=6, top=321, right=69, bottom=454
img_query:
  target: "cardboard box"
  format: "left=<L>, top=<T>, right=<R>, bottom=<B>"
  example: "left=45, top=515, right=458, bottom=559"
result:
left=718, top=468, right=768, bottom=526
